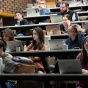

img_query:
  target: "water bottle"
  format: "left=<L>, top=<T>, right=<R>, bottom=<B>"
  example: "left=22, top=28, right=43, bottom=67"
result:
left=63, top=41, right=68, bottom=50
left=0, top=58, right=3, bottom=73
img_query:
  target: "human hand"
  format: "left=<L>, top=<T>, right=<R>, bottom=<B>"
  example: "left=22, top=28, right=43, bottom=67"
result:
left=67, top=20, right=71, bottom=26
left=82, top=69, right=88, bottom=74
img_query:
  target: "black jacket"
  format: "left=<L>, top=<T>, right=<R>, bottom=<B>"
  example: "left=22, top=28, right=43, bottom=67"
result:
left=15, top=19, right=29, bottom=36
left=58, top=10, right=79, bottom=21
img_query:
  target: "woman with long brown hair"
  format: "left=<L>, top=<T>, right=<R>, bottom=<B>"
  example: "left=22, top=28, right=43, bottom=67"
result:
left=76, top=35, right=88, bottom=88
left=24, top=27, right=45, bottom=73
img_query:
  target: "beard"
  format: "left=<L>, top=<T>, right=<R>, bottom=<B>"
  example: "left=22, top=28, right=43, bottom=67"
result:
left=60, top=8, right=68, bottom=14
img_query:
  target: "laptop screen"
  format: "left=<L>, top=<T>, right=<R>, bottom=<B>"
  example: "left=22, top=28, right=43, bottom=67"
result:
left=58, top=59, right=82, bottom=74
left=50, top=15, right=62, bottom=23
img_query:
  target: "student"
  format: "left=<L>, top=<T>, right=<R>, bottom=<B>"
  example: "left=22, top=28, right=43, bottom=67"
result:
left=56, top=0, right=62, bottom=7
left=60, top=15, right=85, bottom=34
left=32, top=0, right=50, bottom=24
left=24, top=27, right=45, bottom=73
left=66, top=24, right=84, bottom=49
left=59, top=1, right=79, bottom=21
left=76, top=0, right=84, bottom=6
left=60, top=14, right=71, bottom=34
left=15, top=10, right=29, bottom=36
left=76, top=35, right=88, bottom=88
left=1, top=28, right=15, bottom=52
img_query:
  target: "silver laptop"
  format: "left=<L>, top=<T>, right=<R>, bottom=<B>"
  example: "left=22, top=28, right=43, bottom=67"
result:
left=68, top=0, right=77, bottom=7
left=26, top=8, right=40, bottom=17
left=49, top=39, right=64, bottom=50
left=50, top=15, right=62, bottom=23
left=58, top=59, right=82, bottom=74
left=7, top=41, right=24, bottom=52
left=27, top=4, right=34, bottom=8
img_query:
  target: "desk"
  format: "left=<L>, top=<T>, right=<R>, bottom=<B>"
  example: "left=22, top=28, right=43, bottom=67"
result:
left=0, top=20, right=88, bottom=31
left=51, top=33, right=88, bottom=39
left=24, top=11, right=88, bottom=21
left=50, top=5, right=88, bottom=12
left=9, top=50, right=81, bottom=88
left=0, top=74, right=88, bottom=81
left=10, top=49, right=81, bottom=73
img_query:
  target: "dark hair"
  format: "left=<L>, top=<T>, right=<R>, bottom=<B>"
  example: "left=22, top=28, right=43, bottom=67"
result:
left=61, top=1, right=69, bottom=7
left=15, top=10, right=23, bottom=14
left=80, top=35, right=88, bottom=66
left=32, top=27, right=44, bottom=50
left=1, top=28, right=14, bottom=45
left=63, top=14, right=71, bottom=21
left=0, top=40, right=5, bottom=52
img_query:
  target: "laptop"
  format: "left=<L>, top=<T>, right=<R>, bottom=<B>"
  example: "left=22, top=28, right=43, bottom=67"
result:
left=27, top=4, right=34, bottom=8
left=68, top=0, right=77, bottom=7
left=58, top=59, right=82, bottom=74
left=7, top=41, right=24, bottom=52
left=26, top=8, right=40, bottom=17
left=48, top=39, right=65, bottom=50
left=50, top=15, right=62, bottom=23
left=45, top=25, right=61, bottom=35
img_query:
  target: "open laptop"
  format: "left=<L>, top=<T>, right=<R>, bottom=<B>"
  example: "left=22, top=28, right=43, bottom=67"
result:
left=68, top=0, right=77, bottom=7
left=7, top=41, right=24, bottom=52
left=45, top=25, right=61, bottom=35
left=48, top=39, right=65, bottom=50
left=50, top=15, right=62, bottom=23
left=26, top=8, right=40, bottom=17
left=27, top=4, right=34, bottom=8
left=58, top=59, right=82, bottom=74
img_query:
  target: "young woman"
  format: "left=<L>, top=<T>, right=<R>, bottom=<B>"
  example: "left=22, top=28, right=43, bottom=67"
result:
left=60, top=14, right=71, bottom=34
left=1, top=28, right=15, bottom=52
left=60, top=14, right=85, bottom=34
left=76, top=35, right=88, bottom=88
left=24, top=27, right=45, bottom=73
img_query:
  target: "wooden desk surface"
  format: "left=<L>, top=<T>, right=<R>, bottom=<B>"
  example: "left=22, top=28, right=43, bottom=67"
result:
left=0, top=12, right=15, bottom=17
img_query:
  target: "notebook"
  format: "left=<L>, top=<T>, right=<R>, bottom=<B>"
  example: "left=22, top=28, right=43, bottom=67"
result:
left=26, top=8, right=40, bottom=17
left=48, top=39, right=65, bottom=50
left=7, top=41, right=24, bottom=52
left=50, top=15, right=62, bottom=23
left=45, top=25, right=61, bottom=35
left=58, top=59, right=82, bottom=74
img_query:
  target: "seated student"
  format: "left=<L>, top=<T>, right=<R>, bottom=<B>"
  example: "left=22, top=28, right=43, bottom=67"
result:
left=1, top=28, right=15, bottom=52
left=76, top=0, right=84, bottom=6
left=60, top=14, right=71, bottom=34
left=60, top=15, right=85, bottom=34
left=76, top=35, right=88, bottom=88
left=60, top=1, right=79, bottom=21
left=24, top=27, right=45, bottom=73
left=32, top=0, right=50, bottom=24
left=56, top=0, right=62, bottom=7
left=66, top=24, right=84, bottom=49
left=15, top=10, right=29, bottom=36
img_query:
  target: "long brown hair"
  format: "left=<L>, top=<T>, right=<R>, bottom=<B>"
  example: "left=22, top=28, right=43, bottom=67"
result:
left=80, top=35, right=88, bottom=66
left=32, top=27, right=44, bottom=50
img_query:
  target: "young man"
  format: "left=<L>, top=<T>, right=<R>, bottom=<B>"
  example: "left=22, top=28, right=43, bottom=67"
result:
left=59, top=1, right=79, bottom=21
left=15, top=10, right=29, bottom=36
